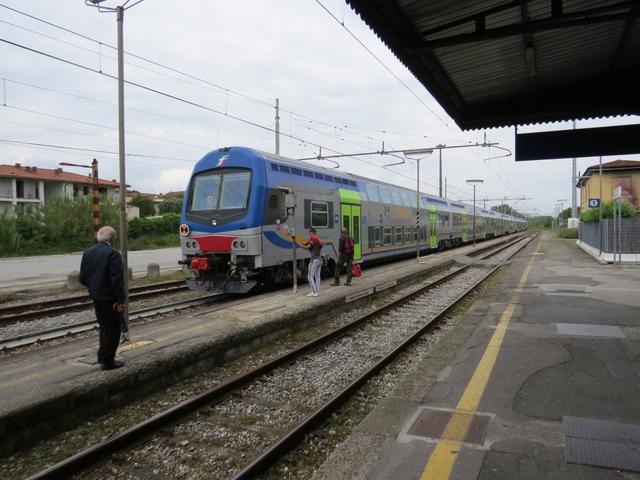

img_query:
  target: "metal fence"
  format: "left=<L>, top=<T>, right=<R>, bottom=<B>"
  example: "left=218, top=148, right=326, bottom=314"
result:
left=579, top=219, right=640, bottom=254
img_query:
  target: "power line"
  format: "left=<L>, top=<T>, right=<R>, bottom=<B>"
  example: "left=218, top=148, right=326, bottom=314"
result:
left=313, top=0, right=456, bottom=135
left=0, top=2, right=391, bottom=147
left=0, top=138, right=195, bottom=162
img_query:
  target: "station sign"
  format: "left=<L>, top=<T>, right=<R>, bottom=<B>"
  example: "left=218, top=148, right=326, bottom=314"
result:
left=588, top=198, right=600, bottom=208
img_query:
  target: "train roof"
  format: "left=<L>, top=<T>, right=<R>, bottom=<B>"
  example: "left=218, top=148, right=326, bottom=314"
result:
left=214, top=147, right=525, bottom=223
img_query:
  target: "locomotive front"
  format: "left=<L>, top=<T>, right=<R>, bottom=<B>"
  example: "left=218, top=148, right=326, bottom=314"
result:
left=179, top=148, right=265, bottom=294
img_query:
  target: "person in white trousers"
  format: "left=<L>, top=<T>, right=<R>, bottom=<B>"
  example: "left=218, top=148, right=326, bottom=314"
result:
left=302, top=228, right=323, bottom=297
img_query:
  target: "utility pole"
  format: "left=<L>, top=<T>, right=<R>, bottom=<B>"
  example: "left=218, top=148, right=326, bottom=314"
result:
left=571, top=120, right=577, bottom=218
left=467, top=179, right=484, bottom=246
left=438, top=146, right=444, bottom=197
left=599, top=156, right=603, bottom=255
left=275, top=98, right=280, bottom=155
left=86, top=0, right=145, bottom=342
left=444, top=177, right=447, bottom=199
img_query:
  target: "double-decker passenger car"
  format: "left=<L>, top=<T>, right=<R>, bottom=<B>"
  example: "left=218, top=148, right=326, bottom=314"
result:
left=180, top=147, right=527, bottom=293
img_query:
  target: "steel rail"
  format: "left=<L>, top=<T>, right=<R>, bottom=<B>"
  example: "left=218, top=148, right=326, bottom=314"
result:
left=0, top=281, right=188, bottom=324
left=233, top=232, right=538, bottom=479
left=0, top=295, right=222, bottom=351
left=24, top=233, right=534, bottom=480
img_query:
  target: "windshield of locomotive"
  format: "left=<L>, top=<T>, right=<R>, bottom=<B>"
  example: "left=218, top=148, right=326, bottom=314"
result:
left=190, top=170, right=251, bottom=211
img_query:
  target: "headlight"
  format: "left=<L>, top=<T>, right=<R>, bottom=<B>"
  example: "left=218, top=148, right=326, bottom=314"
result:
left=240, top=240, right=247, bottom=249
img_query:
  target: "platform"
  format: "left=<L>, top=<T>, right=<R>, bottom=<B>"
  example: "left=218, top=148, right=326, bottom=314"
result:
left=314, top=233, right=640, bottom=479
left=0, top=236, right=511, bottom=456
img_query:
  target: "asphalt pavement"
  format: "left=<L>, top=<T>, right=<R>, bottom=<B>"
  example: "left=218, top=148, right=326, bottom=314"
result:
left=0, top=247, right=182, bottom=293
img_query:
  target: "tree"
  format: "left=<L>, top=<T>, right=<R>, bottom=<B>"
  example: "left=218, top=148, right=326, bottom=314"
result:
left=158, top=197, right=183, bottom=215
left=130, top=194, right=156, bottom=217
left=491, top=204, right=525, bottom=218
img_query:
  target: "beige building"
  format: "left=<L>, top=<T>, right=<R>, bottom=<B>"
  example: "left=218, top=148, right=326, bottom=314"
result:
left=577, top=160, right=640, bottom=212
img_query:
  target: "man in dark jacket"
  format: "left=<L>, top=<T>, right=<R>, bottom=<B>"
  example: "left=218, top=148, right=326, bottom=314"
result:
left=331, top=227, right=354, bottom=286
left=79, top=226, right=126, bottom=370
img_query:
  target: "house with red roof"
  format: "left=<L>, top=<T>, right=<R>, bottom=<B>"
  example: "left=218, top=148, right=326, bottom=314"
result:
left=0, top=163, right=119, bottom=216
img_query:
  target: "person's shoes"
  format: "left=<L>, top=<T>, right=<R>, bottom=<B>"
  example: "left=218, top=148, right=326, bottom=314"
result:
left=330, top=282, right=340, bottom=286
left=101, top=359, right=125, bottom=370
left=306, top=292, right=315, bottom=297
left=345, top=282, right=352, bottom=286
left=311, top=292, right=319, bottom=297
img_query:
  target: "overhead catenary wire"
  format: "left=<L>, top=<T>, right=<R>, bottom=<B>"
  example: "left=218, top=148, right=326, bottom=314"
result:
left=0, top=9, right=514, bottom=200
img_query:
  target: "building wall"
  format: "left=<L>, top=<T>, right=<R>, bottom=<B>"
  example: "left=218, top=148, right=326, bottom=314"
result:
left=0, top=178, right=12, bottom=199
left=580, top=171, right=640, bottom=211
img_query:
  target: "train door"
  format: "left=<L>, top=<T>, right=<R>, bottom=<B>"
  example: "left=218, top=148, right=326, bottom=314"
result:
left=340, top=204, right=362, bottom=261
left=462, top=213, right=468, bottom=242
left=428, top=204, right=438, bottom=249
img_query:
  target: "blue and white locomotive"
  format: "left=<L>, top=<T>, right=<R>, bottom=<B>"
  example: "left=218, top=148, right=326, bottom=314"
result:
left=179, top=147, right=527, bottom=293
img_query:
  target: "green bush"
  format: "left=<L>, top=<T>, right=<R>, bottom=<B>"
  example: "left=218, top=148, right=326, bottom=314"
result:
left=158, top=197, right=183, bottom=215
left=128, top=213, right=180, bottom=239
left=580, top=201, right=637, bottom=223
left=130, top=194, right=156, bottom=217
left=556, top=228, right=578, bottom=239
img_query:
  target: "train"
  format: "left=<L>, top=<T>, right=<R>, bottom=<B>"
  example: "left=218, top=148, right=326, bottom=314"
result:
left=179, top=147, right=527, bottom=293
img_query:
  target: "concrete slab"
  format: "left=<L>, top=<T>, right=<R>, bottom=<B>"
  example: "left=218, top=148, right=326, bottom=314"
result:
left=314, top=234, right=640, bottom=480
left=0, top=236, right=513, bottom=456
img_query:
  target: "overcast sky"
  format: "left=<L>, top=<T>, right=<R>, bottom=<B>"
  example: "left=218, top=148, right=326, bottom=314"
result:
left=1, top=0, right=638, bottom=216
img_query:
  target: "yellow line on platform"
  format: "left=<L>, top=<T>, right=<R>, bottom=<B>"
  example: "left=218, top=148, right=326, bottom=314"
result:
left=420, top=237, right=540, bottom=480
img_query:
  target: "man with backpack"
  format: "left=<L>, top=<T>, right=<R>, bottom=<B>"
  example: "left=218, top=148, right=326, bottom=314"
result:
left=331, top=227, right=354, bottom=286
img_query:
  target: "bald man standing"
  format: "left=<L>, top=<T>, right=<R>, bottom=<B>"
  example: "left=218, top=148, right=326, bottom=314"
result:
left=79, top=226, right=126, bottom=370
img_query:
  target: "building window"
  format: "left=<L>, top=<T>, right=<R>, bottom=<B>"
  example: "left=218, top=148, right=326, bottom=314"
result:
left=16, top=180, right=24, bottom=199
left=83, top=186, right=90, bottom=196
left=404, top=226, right=413, bottom=243
left=310, top=201, right=329, bottom=228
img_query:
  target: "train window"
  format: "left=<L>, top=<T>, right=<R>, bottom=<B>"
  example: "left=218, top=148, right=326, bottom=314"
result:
left=394, top=226, right=403, bottom=244
left=374, top=227, right=381, bottom=247
left=268, top=194, right=278, bottom=209
left=413, top=227, right=418, bottom=241
left=404, top=227, right=412, bottom=242
left=324, top=174, right=333, bottom=181
left=219, top=172, right=251, bottom=209
left=279, top=165, right=290, bottom=173
left=342, top=178, right=350, bottom=185
left=379, top=187, right=392, bottom=204
left=349, top=180, right=357, bottom=187
left=334, top=177, right=343, bottom=184
left=190, top=174, right=221, bottom=211
left=310, top=201, right=329, bottom=228
left=303, top=170, right=314, bottom=178
left=438, top=213, right=450, bottom=227
left=401, top=191, right=413, bottom=207
left=391, top=189, right=403, bottom=205
left=365, top=184, right=381, bottom=202
left=291, top=167, right=302, bottom=176
left=383, top=227, right=392, bottom=246
left=271, top=163, right=279, bottom=171
left=314, top=172, right=324, bottom=180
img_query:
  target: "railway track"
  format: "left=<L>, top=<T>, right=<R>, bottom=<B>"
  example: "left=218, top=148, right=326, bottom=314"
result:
left=25, top=232, right=537, bottom=480
left=0, top=280, right=188, bottom=325
left=0, top=295, right=225, bottom=351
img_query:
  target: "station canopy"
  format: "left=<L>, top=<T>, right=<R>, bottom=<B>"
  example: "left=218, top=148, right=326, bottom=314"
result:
left=346, top=0, right=640, bottom=132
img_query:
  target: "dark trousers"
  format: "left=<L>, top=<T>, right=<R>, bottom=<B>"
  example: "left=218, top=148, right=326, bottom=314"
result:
left=334, top=254, right=354, bottom=283
left=93, top=300, right=122, bottom=365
